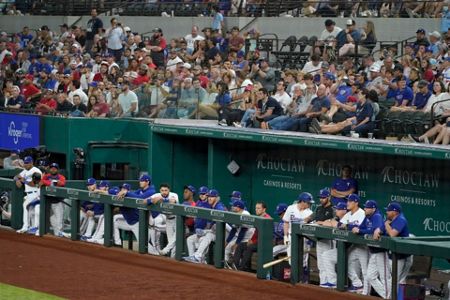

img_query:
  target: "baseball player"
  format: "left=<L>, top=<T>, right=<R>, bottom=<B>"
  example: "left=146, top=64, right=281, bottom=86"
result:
left=113, top=174, right=155, bottom=246
left=183, top=189, right=226, bottom=264
left=272, top=203, right=288, bottom=256
left=182, top=185, right=197, bottom=234
left=224, top=199, right=255, bottom=269
left=80, top=178, right=97, bottom=239
left=376, top=202, right=412, bottom=286
left=309, top=188, right=335, bottom=287
left=40, top=163, right=67, bottom=237
left=149, top=183, right=179, bottom=258
left=320, top=202, right=349, bottom=288
left=339, top=193, right=368, bottom=294
left=282, top=192, right=314, bottom=282
left=353, top=200, right=390, bottom=299
left=330, top=165, right=358, bottom=206
left=14, top=156, right=42, bottom=234
left=184, top=186, right=212, bottom=259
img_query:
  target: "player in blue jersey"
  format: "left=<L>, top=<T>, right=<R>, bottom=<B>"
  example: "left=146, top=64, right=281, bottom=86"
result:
left=330, top=165, right=358, bottom=206
left=113, top=174, right=155, bottom=246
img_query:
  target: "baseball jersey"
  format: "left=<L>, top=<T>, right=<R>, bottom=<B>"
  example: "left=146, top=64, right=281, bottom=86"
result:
left=151, top=192, right=179, bottom=219
left=340, top=208, right=365, bottom=230
left=123, top=185, right=156, bottom=225
left=19, top=167, right=42, bottom=193
left=283, top=204, right=313, bottom=235
left=194, top=200, right=212, bottom=230
left=226, top=210, right=255, bottom=244
left=313, top=204, right=334, bottom=222
left=358, top=210, right=385, bottom=253
left=331, top=177, right=358, bottom=205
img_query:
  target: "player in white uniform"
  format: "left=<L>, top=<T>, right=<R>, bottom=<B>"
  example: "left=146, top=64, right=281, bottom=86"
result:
left=282, top=192, right=314, bottom=282
left=14, top=156, right=42, bottom=234
left=339, top=194, right=368, bottom=294
left=224, top=199, right=255, bottom=269
left=149, top=183, right=179, bottom=258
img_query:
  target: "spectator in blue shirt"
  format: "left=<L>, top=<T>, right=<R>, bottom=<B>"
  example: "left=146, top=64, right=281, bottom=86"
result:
left=17, top=26, right=33, bottom=48
left=391, top=76, right=414, bottom=107
left=295, top=83, right=330, bottom=132
left=5, top=86, right=25, bottom=111
left=392, top=80, right=431, bottom=112
left=336, top=19, right=362, bottom=57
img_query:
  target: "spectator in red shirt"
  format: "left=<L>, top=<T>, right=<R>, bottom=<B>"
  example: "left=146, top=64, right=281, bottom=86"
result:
left=229, top=26, right=245, bottom=53
left=148, top=27, right=167, bottom=68
left=233, top=201, right=271, bottom=271
left=35, top=89, right=57, bottom=115
left=192, top=65, right=209, bottom=88
left=93, top=61, right=109, bottom=81
left=21, top=74, right=41, bottom=103
left=86, top=94, right=109, bottom=117
left=132, top=64, right=150, bottom=86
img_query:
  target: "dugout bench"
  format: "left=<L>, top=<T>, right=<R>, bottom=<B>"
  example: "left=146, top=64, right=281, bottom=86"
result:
left=291, top=224, right=450, bottom=300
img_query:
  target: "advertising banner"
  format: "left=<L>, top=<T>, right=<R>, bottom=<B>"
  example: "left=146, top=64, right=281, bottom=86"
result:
left=0, top=113, right=41, bottom=151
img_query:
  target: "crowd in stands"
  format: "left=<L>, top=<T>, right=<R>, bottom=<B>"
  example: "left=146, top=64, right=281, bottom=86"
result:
left=1, top=9, right=450, bottom=144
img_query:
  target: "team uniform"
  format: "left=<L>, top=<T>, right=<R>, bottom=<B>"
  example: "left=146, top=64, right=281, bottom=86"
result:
left=331, top=177, right=358, bottom=206
left=41, top=168, right=67, bottom=237
left=80, top=201, right=104, bottom=239
left=340, top=196, right=368, bottom=294
left=149, top=191, right=179, bottom=258
left=186, top=187, right=212, bottom=258
left=16, top=159, right=42, bottom=233
left=357, top=201, right=390, bottom=299
left=113, top=180, right=155, bottom=246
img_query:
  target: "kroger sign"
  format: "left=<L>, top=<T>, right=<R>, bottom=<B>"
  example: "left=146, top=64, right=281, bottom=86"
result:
left=0, top=113, right=40, bottom=150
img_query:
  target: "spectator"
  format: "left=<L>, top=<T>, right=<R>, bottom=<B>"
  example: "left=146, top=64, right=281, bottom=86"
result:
left=252, top=87, right=283, bottom=128
left=336, top=19, right=361, bottom=57
left=185, top=26, right=205, bottom=55
left=35, top=89, right=57, bottom=115
left=68, top=80, right=88, bottom=105
left=5, top=85, right=25, bottom=111
left=272, top=80, right=292, bottom=113
left=118, top=82, right=138, bottom=117
left=55, top=92, right=73, bottom=114
left=320, top=19, right=342, bottom=42
left=302, top=54, right=323, bottom=76
left=148, top=28, right=166, bottom=69
left=3, top=150, right=24, bottom=170
left=70, top=94, right=88, bottom=117
left=295, top=84, right=331, bottom=132
left=250, top=58, right=276, bottom=92
left=229, top=26, right=245, bottom=52
left=106, top=18, right=124, bottom=62
left=414, top=28, right=430, bottom=48
left=211, top=5, right=225, bottom=34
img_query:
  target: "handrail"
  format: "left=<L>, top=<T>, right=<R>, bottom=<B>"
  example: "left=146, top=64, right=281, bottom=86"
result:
left=39, top=185, right=274, bottom=279
left=430, top=98, right=450, bottom=124
left=291, top=224, right=450, bottom=300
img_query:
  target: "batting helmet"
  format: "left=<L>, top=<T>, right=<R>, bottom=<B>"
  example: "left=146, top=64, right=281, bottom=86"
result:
left=297, top=192, right=313, bottom=203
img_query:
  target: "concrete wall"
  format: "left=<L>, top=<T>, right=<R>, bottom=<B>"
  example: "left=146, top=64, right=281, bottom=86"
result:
left=0, top=15, right=441, bottom=43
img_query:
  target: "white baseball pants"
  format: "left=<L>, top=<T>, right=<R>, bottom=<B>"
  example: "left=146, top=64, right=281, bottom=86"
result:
left=316, top=239, right=333, bottom=285
left=348, top=245, right=369, bottom=293
left=367, top=251, right=391, bottom=299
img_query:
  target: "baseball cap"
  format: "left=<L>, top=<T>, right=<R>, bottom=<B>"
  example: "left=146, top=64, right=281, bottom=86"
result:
left=23, top=156, right=33, bottom=164
left=347, top=194, right=360, bottom=203
left=108, top=186, right=120, bottom=195
left=232, top=199, right=245, bottom=209
left=183, top=62, right=191, bottom=69
left=298, top=192, right=313, bottom=203
left=274, top=203, right=288, bottom=215
left=429, top=31, right=441, bottom=39
left=237, top=50, right=245, bottom=58
left=184, top=185, right=196, bottom=194
left=386, top=202, right=402, bottom=212
left=364, top=200, right=377, bottom=209
left=325, top=19, right=335, bottom=27
left=152, top=27, right=163, bottom=34
left=321, top=61, right=330, bottom=69
left=89, top=82, right=98, bottom=88
left=198, top=186, right=209, bottom=194
left=139, top=174, right=151, bottom=182
left=49, top=163, right=59, bottom=169
left=334, top=202, right=347, bottom=210
left=99, top=180, right=110, bottom=188
left=324, top=72, right=336, bottom=81
left=207, top=189, right=219, bottom=197
left=369, top=64, right=380, bottom=72
left=25, top=74, right=34, bottom=81
left=60, top=23, right=68, bottom=28
left=230, top=191, right=242, bottom=199
left=346, top=19, right=354, bottom=26
left=425, top=46, right=433, bottom=53
left=124, top=26, right=131, bottom=32
left=86, top=178, right=96, bottom=186
left=416, top=28, right=426, bottom=34
left=11, top=149, right=20, bottom=155
left=347, top=96, right=358, bottom=103
left=318, top=188, right=331, bottom=198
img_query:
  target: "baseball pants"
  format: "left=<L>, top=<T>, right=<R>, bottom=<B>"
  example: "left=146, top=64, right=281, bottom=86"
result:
left=194, top=231, right=216, bottom=261
left=187, top=233, right=201, bottom=256
left=149, top=214, right=166, bottom=254
left=161, top=216, right=176, bottom=258
left=316, top=239, right=333, bottom=285
left=273, top=238, right=309, bottom=267
left=80, top=211, right=90, bottom=235
left=322, top=247, right=338, bottom=285
left=113, top=214, right=139, bottom=245
left=367, top=251, right=391, bottom=299
left=224, top=238, right=237, bottom=262
left=28, top=203, right=40, bottom=228
left=348, top=245, right=369, bottom=293
left=50, top=202, right=64, bottom=235
left=90, top=214, right=105, bottom=241
left=389, top=255, right=413, bottom=285
left=234, top=243, right=257, bottom=271
left=20, top=192, right=39, bottom=230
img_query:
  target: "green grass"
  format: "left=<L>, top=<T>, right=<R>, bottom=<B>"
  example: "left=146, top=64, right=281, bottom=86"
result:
left=0, top=283, right=65, bottom=300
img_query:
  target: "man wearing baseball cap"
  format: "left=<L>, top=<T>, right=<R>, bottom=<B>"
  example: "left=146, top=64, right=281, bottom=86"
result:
left=353, top=200, right=389, bottom=298
left=309, top=188, right=335, bottom=287
left=379, top=202, right=412, bottom=287
left=14, top=156, right=42, bottom=234
left=148, top=27, right=166, bottom=68
left=183, top=189, right=226, bottom=264
left=339, top=193, right=368, bottom=294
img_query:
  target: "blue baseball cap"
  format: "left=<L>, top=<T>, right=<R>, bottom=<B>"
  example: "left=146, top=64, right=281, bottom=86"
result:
left=347, top=194, right=360, bottom=203
left=386, top=202, right=402, bottom=212
left=324, top=72, right=336, bottom=81
left=121, top=183, right=131, bottom=190
left=334, top=202, right=347, bottom=210
left=298, top=192, right=313, bottom=203
left=108, top=186, right=120, bottom=195
left=207, top=189, right=219, bottom=197
left=274, top=203, right=288, bottom=215
left=139, top=174, right=151, bottom=182
left=86, top=178, right=96, bottom=186
left=11, top=149, right=20, bottom=154
left=318, top=188, right=330, bottom=198
left=364, top=200, right=377, bottom=209
left=99, top=180, right=110, bottom=188
left=89, top=81, right=98, bottom=88
left=38, top=160, right=48, bottom=167
left=198, top=186, right=209, bottom=194
left=230, top=191, right=242, bottom=199
left=232, top=199, right=245, bottom=209
left=184, top=185, right=196, bottom=194
left=24, top=156, right=33, bottom=164
left=49, top=162, right=59, bottom=169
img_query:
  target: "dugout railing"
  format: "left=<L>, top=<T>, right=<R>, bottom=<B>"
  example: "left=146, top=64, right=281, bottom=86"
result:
left=37, top=185, right=274, bottom=279
left=291, top=224, right=450, bottom=300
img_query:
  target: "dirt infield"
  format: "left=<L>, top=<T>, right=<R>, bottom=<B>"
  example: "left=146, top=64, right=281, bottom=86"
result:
left=0, top=229, right=375, bottom=300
